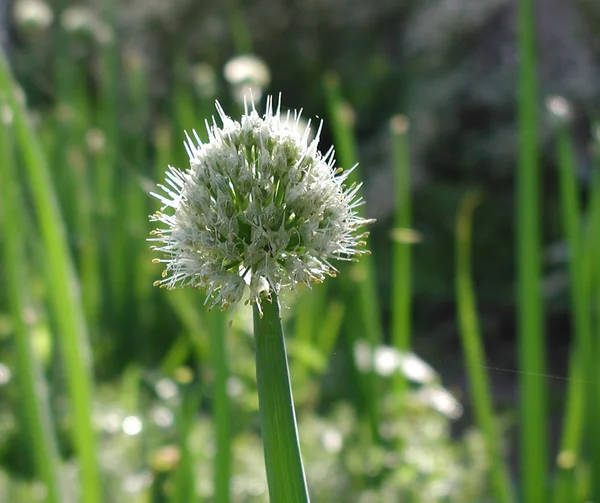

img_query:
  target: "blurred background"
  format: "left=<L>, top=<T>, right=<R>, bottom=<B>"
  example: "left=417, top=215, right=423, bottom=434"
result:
left=1, top=0, right=600, bottom=501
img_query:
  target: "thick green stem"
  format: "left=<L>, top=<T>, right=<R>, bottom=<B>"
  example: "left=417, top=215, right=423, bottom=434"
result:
left=516, top=0, right=547, bottom=501
left=253, top=293, right=310, bottom=503
left=391, top=115, right=412, bottom=353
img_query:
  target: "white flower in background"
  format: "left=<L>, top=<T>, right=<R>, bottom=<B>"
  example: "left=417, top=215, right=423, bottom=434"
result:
left=150, top=96, right=373, bottom=312
left=61, top=6, right=113, bottom=44
left=13, top=0, right=53, bottom=32
left=190, top=63, right=218, bottom=100
left=224, top=54, right=271, bottom=104
left=416, top=385, right=463, bottom=419
left=353, top=342, right=437, bottom=384
left=545, top=95, right=573, bottom=122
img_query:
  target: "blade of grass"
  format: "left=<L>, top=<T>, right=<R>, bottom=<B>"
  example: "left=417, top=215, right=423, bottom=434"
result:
left=390, top=115, right=412, bottom=353
left=0, top=50, right=101, bottom=503
left=0, top=99, right=65, bottom=503
left=552, top=119, right=591, bottom=503
left=253, top=293, right=310, bottom=503
left=455, top=192, right=515, bottom=503
left=585, top=132, right=600, bottom=501
left=516, top=0, right=547, bottom=500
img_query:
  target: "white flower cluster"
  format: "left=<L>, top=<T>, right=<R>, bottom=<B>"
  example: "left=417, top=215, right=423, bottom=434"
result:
left=150, top=96, right=373, bottom=312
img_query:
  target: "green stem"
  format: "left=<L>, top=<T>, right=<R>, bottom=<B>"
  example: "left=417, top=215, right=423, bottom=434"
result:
left=390, top=115, right=412, bottom=352
left=253, top=293, right=310, bottom=503
left=552, top=123, right=591, bottom=503
left=455, top=193, right=515, bottom=503
left=516, top=0, right=547, bottom=500
left=584, top=136, right=600, bottom=502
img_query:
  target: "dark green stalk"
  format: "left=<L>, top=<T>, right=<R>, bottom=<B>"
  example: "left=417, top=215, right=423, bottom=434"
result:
left=552, top=122, right=591, bottom=503
left=390, top=115, right=412, bottom=352
left=0, top=100, right=65, bottom=503
left=208, top=311, right=231, bottom=503
left=585, top=138, right=600, bottom=501
left=455, top=193, right=515, bottom=503
left=0, top=49, right=101, bottom=503
left=516, top=0, right=547, bottom=501
left=253, top=294, right=310, bottom=503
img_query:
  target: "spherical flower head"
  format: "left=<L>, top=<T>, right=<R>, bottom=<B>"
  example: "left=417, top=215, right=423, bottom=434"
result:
left=13, top=0, right=54, bottom=33
left=224, top=54, right=271, bottom=104
left=149, top=96, right=373, bottom=313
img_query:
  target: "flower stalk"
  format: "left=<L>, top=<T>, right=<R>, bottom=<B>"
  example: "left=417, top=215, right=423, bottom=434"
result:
left=253, top=293, right=310, bottom=503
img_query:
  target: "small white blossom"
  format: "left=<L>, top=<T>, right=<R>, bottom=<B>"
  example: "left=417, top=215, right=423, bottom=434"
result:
left=13, top=0, right=53, bottom=32
left=224, top=54, right=271, bottom=104
left=150, top=96, right=373, bottom=313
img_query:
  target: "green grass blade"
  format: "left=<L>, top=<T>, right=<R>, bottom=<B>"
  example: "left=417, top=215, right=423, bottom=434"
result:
left=0, top=100, right=65, bottom=503
left=455, top=193, right=515, bottom=503
left=0, top=50, right=101, bottom=503
left=516, top=0, right=547, bottom=500
left=584, top=133, right=600, bottom=501
left=253, top=294, right=310, bottom=503
left=552, top=121, right=591, bottom=503
left=390, top=115, right=412, bottom=352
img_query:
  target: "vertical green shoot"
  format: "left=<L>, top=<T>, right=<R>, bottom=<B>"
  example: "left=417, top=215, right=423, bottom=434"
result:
left=516, top=0, right=547, bottom=500
left=585, top=129, right=600, bottom=502
left=552, top=119, right=591, bottom=503
left=455, top=193, right=515, bottom=503
left=390, top=115, right=412, bottom=352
